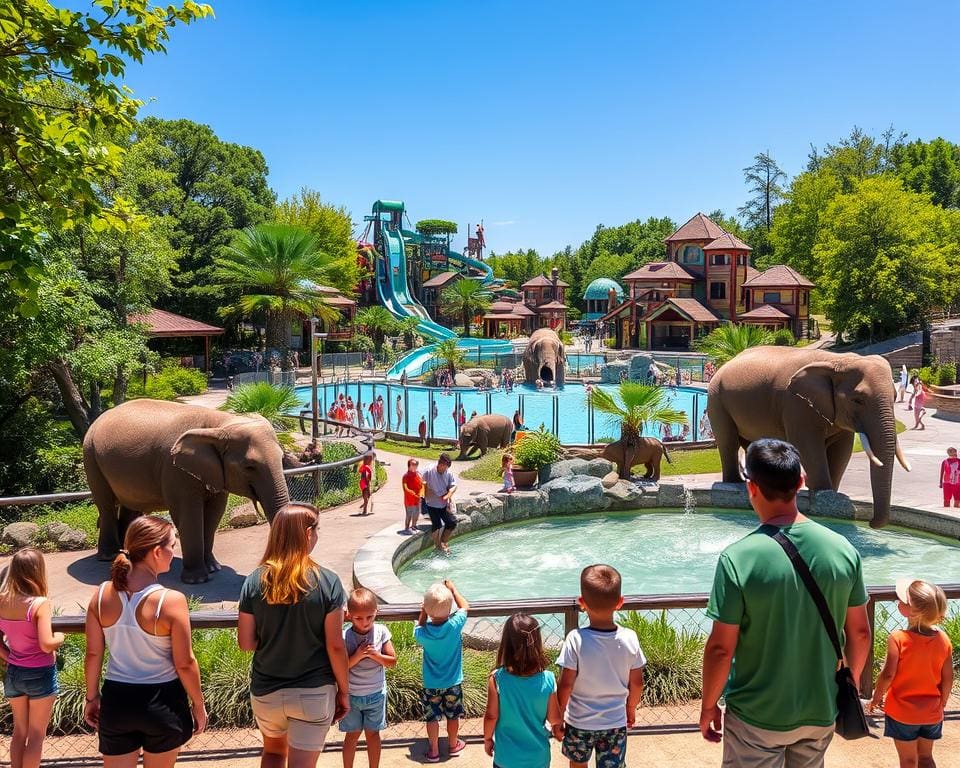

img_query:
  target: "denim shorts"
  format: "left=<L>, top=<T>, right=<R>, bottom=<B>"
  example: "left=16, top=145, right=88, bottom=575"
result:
left=3, top=663, right=59, bottom=699
left=884, top=715, right=943, bottom=741
left=338, top=690, right=387, bottom=733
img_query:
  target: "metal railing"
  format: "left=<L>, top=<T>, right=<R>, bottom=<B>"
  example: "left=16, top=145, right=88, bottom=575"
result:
left=2, top=587, right=956, bottom=764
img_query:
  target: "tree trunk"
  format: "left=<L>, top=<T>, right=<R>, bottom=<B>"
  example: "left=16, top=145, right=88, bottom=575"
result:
left=113, top=367, right=128, bottom=406
left=47, top=359, right=91, bottom=439
left=462, top=305, right=471, bottom=337
left=265, top=310, right=289, bottom=355
left=89, top=382, right=103, bottom=421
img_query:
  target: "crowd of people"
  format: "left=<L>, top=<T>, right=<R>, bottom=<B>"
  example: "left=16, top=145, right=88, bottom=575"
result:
left=0, top=439, right=955, bottom=768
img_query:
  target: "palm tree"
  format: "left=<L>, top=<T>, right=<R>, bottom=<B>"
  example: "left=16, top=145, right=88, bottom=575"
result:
left=695, top=322, right=773, bottom=367
left=433, top=338, right=467, bottom=378
left=221, top=382, right=300, bottom=432
left=355, top=306, right=400, bottom=353
left=395, top=316, right=422, bottom=349
left=590, top=382, right=688, bottom=478
left=213, top=224, right=339, bottom=354
left=438, top=279, right=491, bottom=338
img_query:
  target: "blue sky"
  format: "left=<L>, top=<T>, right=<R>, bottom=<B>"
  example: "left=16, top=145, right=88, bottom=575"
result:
left=121, top=0, right=960, bottom=255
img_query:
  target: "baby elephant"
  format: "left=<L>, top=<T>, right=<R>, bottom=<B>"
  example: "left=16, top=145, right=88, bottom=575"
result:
left=456, top=413, right=514, bottom=459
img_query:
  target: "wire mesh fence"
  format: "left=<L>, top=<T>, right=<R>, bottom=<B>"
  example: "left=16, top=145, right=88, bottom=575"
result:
left=3, top=590, right=957, bottom=764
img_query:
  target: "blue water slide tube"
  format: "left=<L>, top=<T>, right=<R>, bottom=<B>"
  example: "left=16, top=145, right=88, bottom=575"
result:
left=385, top=338, right=514, bottom=380
left=448, top=249, right=495, bottom=285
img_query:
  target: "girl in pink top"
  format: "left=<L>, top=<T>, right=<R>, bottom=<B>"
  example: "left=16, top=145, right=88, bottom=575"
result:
left=911, top=377, right=927, bottom=430
left=0, top=548, right=64, bottom=768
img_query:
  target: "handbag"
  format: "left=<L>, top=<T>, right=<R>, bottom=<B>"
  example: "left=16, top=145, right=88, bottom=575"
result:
left=764, top=528, right=871, bottom=740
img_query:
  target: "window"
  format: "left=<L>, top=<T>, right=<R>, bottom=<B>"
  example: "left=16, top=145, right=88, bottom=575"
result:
left=680, top=245, right=703, bottom=265
left=763, top=291, right=781, bottom=304
left=800, top=292, right=807, bottom=306
left=737, top=255, right=748, bottom=265
left=710, top=254, right=730, bottom=266
left=710, top=282, right=727, bottom=300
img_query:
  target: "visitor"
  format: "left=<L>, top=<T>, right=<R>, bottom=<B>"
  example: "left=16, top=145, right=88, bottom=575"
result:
left=423, top=453, right=458, bottom=554
left=402, top=459, right=423, bottom=534
left=356, top=401, right=366, bottom=429
left=340, top=588, right=397, bottom=768
left=939, top=447, right=960, bottom=508
left=345, top=400, right=356, bottom=429
left=648, top=362, right=659, bottom=385
left=500, top=454, right=515, bottom=494
left=0, top=548, right=64, bottom=768
left=418, top=415, right=428, bottom=447
left=483, top=613, right=563, bottom=768
left=375, top=395, right=385, bottom=430
left=400, top=370, right=407, bottom=387
left=898, top=364, right=909, bottom=403
left=699, top=439, right=872, bottom=765
left=458, top=405, right=466, bottom=428
left=661, top=422, right=673, bottom=442
left=911, top=377, right=927, bottom=430
left=469, top=410, right=477, bottom=422
left=432, top=399, right=439, bottom=423
left=556, top=565, right=646, bottom=768
left=358, top=453, right=375, bottom=516
left=868, top=579, right=952, bottom=768
left=396, top=394, right=404, bottom=431
left=535, top=379, right=544, bottom=390
left=84, top=517, right=206, bottom=764
left=675, top=367, right=682, bottom=387
left=299, top=440, right=322, bottom=465
left=513, top=410, right=525, bottom=432
left=678, top=423, right=690, bottom=442
left=367, top=400, right=377, bottom=430
left=699, top=411, right=713, bottom=440
left=237, top=505, right=349, bottom=767
left=415, top=580, right=470, bottom=762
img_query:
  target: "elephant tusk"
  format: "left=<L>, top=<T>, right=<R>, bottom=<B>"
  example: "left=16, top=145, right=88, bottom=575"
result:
left=895, top=438, right=912, bottom=472
left=858, top=432, right=884, bottom=468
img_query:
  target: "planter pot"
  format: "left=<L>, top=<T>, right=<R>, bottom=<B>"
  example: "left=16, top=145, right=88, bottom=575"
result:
left=513, top=468, right=539, bottom=489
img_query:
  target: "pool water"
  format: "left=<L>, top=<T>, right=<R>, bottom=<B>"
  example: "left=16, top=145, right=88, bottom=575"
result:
left=397, top=510, right=960, bottom=599
left=295, top=381, right=708, bottom=445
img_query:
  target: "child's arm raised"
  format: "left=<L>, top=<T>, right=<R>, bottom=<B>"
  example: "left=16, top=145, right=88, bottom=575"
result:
left=483, top=674, right=499, bottom=757
left=939, top=649, right=953, bottom=712
left=34, top=598, right=64, bottom=653
left=444, top=579, right=469, bottom=612
left=868, top=636, right=901, bottom=712
left=626, top=667, right=644, bottom=727
left=417, top=605, right=428, bottom=628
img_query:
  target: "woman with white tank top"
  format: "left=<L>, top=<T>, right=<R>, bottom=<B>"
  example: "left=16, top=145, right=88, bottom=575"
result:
left=83, top=516, right=206, bottom=767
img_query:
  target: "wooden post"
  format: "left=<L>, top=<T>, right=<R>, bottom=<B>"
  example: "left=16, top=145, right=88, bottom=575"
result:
left=204, top=336, right=210, bottom=374
left=860, top=598, right=876, bottom=697
left=564, top=607, right=579, bottom=636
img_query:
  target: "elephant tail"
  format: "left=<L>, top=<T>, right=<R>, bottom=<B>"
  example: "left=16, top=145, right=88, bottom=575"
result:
left=663, top=445, right=673, bottom=464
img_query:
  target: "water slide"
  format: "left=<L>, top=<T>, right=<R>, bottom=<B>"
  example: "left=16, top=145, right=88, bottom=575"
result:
left=448, top=248, right=495, bottom=285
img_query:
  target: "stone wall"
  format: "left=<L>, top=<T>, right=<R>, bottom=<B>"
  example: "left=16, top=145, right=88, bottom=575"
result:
left=931, top=327, right=960, bottom=365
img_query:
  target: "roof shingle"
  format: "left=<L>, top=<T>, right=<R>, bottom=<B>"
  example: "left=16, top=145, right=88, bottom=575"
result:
left=664, top=213, right=726, bottom=243
left=646, top=298, right=720, bottom=324
left=622, top=262, right=697, bottom=281
left=742, top=265, right=814, bottom=288
left=703, top=232, right=752, bottom=252
left=128, top=308, right=224, bottom=337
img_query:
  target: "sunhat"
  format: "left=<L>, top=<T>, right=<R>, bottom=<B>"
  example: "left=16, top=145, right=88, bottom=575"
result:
left=895, top=577, right=918, bottom=605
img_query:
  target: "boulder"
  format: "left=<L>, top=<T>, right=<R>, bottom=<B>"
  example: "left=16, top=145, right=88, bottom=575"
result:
left=583, top=458, right=615, bottom=478
left=456, top=494, right=505, bottom=526
left=228, top=506, right=260, bottom=528
left=540, top=475, right=609, bottom=515
left=710, top=482, right=749, bottom=509
left=601, top=470, right=620, bottom=488
left=659, top=482, right=687, bottom=509
left=629, top=353, right=654, bottom=380
left=2, top=522, right=39, bottom=548
left=540, top=458, right=591, bottom=484
left=41, top=521, right=71, bottom=540
left=603, top=480, right=647, bottom=510
left=601, top=360, right=630, bottom=384
left=454, top=373, right=474, bottom=388
left=54, top=527, right=88, bottom=551
left=495, top=490, right=548, bottom=521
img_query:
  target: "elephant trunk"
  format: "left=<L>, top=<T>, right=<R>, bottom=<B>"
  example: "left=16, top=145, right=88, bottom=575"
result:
left=865, top=400, right=896, bottom=529
left=256, top=476, right=291, bottom=524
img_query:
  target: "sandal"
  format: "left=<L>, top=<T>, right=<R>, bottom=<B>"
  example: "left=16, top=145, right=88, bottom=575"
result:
left=424, top=751, right=440, bottom=763
left=449, top=739, right=467, bottom=756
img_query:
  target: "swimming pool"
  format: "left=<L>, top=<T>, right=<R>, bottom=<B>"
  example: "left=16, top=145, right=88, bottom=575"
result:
left=294, top=381, right=709, bottom=444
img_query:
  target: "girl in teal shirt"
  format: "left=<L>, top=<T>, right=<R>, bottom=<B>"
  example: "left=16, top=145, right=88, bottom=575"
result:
left=483, top=614, right=563, bottom=768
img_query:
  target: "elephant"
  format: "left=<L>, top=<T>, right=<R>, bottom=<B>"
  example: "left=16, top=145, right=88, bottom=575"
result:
left=455, top=413, right=514, bottom=460
left=82, top=399, right=290, bottom=583
left=566, top=437, right=672, bottom=480
left=522, top=327, right=566, bottom=386
left=706, top=347, right=911, bottom=528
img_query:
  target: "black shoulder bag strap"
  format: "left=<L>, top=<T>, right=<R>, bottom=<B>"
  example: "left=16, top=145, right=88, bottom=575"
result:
left=764, top=527, right=870, bottom=739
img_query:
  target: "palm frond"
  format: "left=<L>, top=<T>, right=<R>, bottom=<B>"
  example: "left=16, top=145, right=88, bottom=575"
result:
left=695, top=322, right=773, bottom=366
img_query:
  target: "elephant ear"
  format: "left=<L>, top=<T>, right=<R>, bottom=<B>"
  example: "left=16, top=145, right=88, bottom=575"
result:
left=787, top=362, right=838, bottom=427
left=170, top=428, right=226, bottom=493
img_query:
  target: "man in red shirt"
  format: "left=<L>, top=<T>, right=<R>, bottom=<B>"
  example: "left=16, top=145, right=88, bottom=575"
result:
left=939, top=447, right=960, bottom=508
left=401, top=458, right=423, bottom=534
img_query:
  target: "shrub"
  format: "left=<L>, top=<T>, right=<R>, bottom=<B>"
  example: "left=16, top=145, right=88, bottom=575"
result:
left=604, top=337, right=616, bottom=348
left=34, top=444, right=86, bottom=492
left=771, top=329, right=796, bottom=346
left=558, top=330, right=573, bottom=345
left=221, top=382, right=300, bottom=431
left=513, top=427, right=562, bottom=471
left=937, top=362, right=957, bottom=386
left=128, top=362, right=207, bottom=401
left=917, top=366, right=938, bottom=387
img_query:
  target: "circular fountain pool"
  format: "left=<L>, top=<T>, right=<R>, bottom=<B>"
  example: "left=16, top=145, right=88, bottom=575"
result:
left=397, top=510, right=960, bottom=599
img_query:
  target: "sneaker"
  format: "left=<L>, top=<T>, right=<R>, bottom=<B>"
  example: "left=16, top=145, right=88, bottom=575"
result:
left=449, top=739, right=467, bottom=757
left=424, top=751, right=440, bottom=763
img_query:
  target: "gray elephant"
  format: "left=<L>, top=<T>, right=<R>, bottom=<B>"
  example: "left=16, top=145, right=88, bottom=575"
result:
left=523, top=327, right=566, bottom=386
left=707, top=347, right=910, bottom=527
left=83, top=399, right=290, bottom=583
left=456, top=414, right=514, bottom=459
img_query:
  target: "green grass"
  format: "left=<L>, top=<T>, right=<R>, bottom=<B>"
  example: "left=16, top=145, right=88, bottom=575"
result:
left=25, top=502, right=98, bottom=550
left=656, top=448, right=721, bottom=476
left=374, top=438, right=455, bottom=461
left=461, top=449, right=508, bottom=482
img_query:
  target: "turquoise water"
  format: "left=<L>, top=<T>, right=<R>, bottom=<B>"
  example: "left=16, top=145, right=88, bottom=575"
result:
left=397, top=510, right=960, bottom=599
left=295, top=381, right=708, bottom=444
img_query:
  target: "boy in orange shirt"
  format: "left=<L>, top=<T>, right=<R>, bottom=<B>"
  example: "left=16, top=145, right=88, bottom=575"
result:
left=402, top=458, right=423, bottom=534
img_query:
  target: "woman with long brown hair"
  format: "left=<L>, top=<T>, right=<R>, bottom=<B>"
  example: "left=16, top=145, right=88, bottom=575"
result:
left=84, top=516, right=206, bottom=768
left=237, top=504, right=349, bottom=768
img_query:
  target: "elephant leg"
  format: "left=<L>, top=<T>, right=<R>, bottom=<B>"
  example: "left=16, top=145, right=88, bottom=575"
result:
left=642, top=461, right=654, bottom=480
left=826, top=431, right=855, bottom=489
left=172, top=498, right=209, bottom=584
left=651, top=451, right=662, bottom=482
left=202, top=494, right=228, bottom=574
left=710, top=406, right=744, bottom=483
left=117, top=507, right=143, bottom=547
left=787, top=430, right=833, bottom=491
left=86, top=459, right=120, bottom=561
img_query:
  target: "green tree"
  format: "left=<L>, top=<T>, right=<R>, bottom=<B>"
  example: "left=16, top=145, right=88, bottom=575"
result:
left=221, top=383, right=300, bottom=431
left=695, top=323, right=774, bottom=366
left=355, top=306, right=400, bottom=353
left=813, top=176, right=959, bottom=341
left=806, top=126, right=899, bottom=192
left=738, top=152, right=787, bottom=232
left=486, top=248, right=545, bottom=287
left=439, top=279, right=492, bottom=338
left=433, top=338, right=467, bottom=377
left=891, top=137, right=960, bottom=209
left=580, top=251, right=633, bottom=289
left=213, top=225, right=340, bottom=355
left=274, top=188, right=360, bottom=295
left=767, top=169, right=842, bottom=278
left=0, top=0, right=211, bottom=312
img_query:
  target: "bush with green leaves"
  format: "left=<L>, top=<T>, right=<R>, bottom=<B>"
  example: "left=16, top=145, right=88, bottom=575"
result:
left=127, top=361, right=208, bottom=401
left=771, top=328, right=796, bottom=346
left=937, top=362, right=957, bottom=386
left=221, top=382, right=300, bottom=431
left=513, top=427, right=563, bottom=471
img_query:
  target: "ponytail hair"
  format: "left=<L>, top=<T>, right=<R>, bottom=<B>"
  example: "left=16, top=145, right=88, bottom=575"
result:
left=110, top=516, right=175, bottom=592
left=495, top=612, right=548, bottom=676
left=0, top=547, right=48, bottom=601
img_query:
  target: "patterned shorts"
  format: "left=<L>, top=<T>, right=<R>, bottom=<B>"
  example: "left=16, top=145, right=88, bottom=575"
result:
left=561, top=724, right=627, bottom=768
left=421, top=684, right=464, bottom=722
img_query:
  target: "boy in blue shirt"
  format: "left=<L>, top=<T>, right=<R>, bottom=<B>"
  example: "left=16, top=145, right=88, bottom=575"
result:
left=414, top=579, right=470, bottom=762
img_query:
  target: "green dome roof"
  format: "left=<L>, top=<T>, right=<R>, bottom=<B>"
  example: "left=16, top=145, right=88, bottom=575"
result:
left=583, top=277, right=624, bottom=300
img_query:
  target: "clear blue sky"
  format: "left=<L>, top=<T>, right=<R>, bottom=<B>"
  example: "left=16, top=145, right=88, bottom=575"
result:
left=122, top=0, right=960, bottom=256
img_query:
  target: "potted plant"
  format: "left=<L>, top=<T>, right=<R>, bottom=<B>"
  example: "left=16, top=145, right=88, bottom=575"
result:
left=511, top=427, right=563, bottom=488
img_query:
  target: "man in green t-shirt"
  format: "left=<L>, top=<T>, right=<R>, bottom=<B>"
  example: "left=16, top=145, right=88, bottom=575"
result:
left=699, top=439, right=872, bottom=767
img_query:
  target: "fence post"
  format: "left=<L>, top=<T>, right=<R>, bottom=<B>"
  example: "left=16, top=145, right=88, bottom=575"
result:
left=552, top=396, right=559, bottom=436
left=386, top=384, right=392, bottom=434
left=860, top=599, right=876, bottom=697
left=693, top=393, right=699, bottom=442
left=428, top=389, right=435, bottom=444
left=404, top=387, right=410, bottom=435
left=563, top=607, right=579, bottom=635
